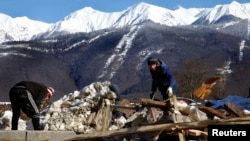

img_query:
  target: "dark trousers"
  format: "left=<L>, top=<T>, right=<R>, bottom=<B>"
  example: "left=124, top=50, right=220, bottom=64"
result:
left=160, top=90, right=168, bottom=100
left=9, top=87, right=42, bottom=130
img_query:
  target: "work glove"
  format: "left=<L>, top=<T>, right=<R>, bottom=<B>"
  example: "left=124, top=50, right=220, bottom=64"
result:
left=150, top=92, right=155, bottom=99
left=167, top=87, right=173, bottom=98
left=166, top=87, right=174, bottom=108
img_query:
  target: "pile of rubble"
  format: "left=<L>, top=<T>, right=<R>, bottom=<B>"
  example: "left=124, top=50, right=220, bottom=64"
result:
left=41, top=81, right=122, bottom=132
left=0, top=81, right=207, bottom=130
left=1, top=81, right=250, bottom=140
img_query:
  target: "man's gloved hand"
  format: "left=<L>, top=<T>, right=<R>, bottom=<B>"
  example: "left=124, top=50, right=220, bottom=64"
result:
left=150, top=92, right=155, bottom=99
left=166, top=87, right=174, bottom=108
left=167, top=87, right=173, bottom=98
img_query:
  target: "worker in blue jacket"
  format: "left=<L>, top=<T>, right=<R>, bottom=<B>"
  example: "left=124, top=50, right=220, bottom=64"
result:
left=147, top=57, right=178, bottom=100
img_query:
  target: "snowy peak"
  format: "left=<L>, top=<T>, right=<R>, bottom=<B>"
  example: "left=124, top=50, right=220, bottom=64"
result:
left=194, top=1, right=250, bottom=24
left=0, top=13, right=51, bottom=43
left=227, top=1, right=250, bottom=20
left=216, top=1, right=250, bottom=20
left=40, top=6, right=121, bottom=37
left=122, top=2, right=176, bottom=25
left=128, top=2, right=170, bottom=14
left=64, top=7, right=104, bottom=20
left=39, top=2, right=198, bottom=39
left=116, top=2, right=197, bottom=26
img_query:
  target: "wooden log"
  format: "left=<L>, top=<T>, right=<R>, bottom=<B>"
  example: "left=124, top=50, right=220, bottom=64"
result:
left=224, top=102, right=246, bottom=117
left=198, top=105, right=226, bottom=119
left=141, top=98, right=168, bottom=108
left=147, top=106, right=157, bottom=123
left=64, top=116, right=250, bottom=141
left=113, top=105, right=139, bottom=110
left=141, top=98, right=168, bottom=123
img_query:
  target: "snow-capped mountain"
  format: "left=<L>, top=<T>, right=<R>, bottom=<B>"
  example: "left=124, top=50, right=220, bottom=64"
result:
left=1, top=21, right=249, bottom=101
left=193, top=1, right=250, bottom=24
left=0, top=13, right=51, bottom=43
left=0, top=1, right=250, bottom=44
left=35, top=2, right=201, bottom=39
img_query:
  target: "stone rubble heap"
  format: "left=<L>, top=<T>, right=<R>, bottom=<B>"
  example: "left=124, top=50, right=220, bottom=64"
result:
left=41, top=81, right=123, bottom=133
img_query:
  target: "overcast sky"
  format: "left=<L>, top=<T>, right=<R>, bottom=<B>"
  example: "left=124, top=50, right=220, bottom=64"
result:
left=0, top=0, right=249, bottom=23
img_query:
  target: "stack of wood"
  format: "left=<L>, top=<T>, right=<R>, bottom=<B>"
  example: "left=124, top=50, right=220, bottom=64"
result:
left=64, top=96, right=250, bottom=141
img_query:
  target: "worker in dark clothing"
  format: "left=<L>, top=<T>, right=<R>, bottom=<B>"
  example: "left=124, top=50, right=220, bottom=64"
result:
left=9, top=81, right=54, bottom=130
left=147, top=57, right=178, bottom=100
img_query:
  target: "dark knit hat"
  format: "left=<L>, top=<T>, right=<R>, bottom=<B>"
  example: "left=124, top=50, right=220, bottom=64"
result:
left=109, top=84, right=120, bottom=100
left=147, top=57, right=158, bottom=65
left=109, top=84, right=120, bottom=95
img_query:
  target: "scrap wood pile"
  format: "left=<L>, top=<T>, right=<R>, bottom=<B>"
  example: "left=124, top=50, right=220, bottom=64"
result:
left=65, top=96, right=250, bottom=141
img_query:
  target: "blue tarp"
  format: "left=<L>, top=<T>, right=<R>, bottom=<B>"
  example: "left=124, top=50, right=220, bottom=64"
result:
left=204, top=95, right=250, bottom=110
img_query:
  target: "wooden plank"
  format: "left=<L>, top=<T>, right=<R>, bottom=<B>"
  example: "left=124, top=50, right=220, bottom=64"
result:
left=198, top=105, right=226, bottom=119
left=141, top=98, right=168, bottom=109
left=224, top=102, right=246, bottom=117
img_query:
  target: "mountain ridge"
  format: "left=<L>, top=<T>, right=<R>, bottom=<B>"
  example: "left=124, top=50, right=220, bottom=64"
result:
left=1, top=22, right=249, bottom=102
left=0, top=2, right=250, bottom=102
left=0, top=1, right=250, bottom=43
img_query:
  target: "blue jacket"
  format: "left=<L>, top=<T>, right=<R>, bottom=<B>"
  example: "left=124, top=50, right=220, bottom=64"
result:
left=150, top=60, right=178, bottom=93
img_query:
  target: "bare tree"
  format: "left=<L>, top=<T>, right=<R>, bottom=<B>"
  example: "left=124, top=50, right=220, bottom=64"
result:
left=174, top=59, right=209, bottom=100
